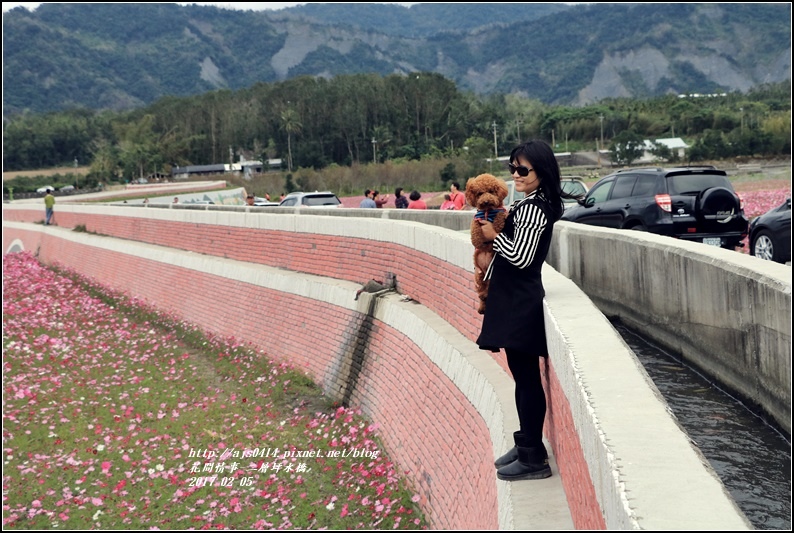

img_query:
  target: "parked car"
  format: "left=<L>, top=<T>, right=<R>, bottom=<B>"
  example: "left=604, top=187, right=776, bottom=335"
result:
left=560, top=166, right=749, bottom=249
left=59, top=185, right=75, bottom=192
left=253, top=197, right=280, bottom=207
left=749, top=198, right=791, bottom=263
left=504, top=176, right=589, bottom=210
left=279, top=191, right=342, bottom=208
left=36, top=186, right=55, bottom=194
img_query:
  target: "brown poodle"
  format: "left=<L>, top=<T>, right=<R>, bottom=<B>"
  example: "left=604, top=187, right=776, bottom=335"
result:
left=465, top=173, right=509, bottom=314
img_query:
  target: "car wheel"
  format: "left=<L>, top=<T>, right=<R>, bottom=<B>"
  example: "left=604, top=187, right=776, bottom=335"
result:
left=630, top=224, right=647, bottom=231
left=752, top=230, right=777, bottom=262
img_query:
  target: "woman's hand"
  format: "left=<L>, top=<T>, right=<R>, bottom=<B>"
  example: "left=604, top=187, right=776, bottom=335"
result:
left=478, top=219, right=497, bottom=241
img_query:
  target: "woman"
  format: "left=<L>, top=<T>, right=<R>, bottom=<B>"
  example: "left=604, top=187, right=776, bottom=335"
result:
left=440, top=194, right=456, bottom=210
left=373, top=190, right=389, bottom=208
left=476, top=140, right=581, bottom=481
left=394, top=187, right=409, bottom=209
left=407, top=190, right=427, bottom=210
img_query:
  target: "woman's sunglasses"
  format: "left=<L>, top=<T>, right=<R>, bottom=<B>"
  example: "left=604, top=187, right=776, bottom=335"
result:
left=508, top=163, right=534, bottom=177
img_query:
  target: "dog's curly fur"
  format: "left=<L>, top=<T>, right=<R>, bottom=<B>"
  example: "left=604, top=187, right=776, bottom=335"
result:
left=465, top=173, right=509, bottom=314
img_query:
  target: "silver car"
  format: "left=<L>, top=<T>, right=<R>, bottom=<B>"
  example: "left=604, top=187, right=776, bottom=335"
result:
left=504, top=176, right=589, bottom=210
left=278, top=191, right=342, bottom=208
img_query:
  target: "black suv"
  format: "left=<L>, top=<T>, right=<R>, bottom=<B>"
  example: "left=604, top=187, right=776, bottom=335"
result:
left=561, top=166, right=748, bottom=249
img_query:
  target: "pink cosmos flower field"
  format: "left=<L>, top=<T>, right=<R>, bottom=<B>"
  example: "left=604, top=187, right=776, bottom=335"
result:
left=2, top=252, right=427, bottom=530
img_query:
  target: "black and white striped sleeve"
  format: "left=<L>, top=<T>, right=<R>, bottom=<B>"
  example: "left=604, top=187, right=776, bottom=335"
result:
left=492, top=203, right=548, bottom=269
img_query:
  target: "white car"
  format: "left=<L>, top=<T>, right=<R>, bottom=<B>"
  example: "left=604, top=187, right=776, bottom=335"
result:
left=37, top=186, right=55, bottom=194
left=279, top=191, right=342, bottom=208
left=253, top=197, right=280, bottom=206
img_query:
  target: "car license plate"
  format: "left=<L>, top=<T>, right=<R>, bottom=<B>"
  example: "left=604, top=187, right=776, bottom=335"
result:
left=703, top=237, right=722, bottom=247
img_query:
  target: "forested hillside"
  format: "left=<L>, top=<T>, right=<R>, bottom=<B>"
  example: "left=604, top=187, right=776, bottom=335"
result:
left=2, top=2, right=790, bottom=116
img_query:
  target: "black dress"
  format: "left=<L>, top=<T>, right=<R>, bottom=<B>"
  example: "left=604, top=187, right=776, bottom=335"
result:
left=476, top=190, right=556, bottom=355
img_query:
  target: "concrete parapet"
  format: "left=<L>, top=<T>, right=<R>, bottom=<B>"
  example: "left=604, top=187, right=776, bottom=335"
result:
left=3, top=204, right=756, bottom=529
left=548, top=221, right=791, bottom=435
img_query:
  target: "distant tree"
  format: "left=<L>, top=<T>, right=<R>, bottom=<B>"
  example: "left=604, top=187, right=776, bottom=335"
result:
left=439, top=163, right=457, bottom=186
left=284, top=173, right=296, bottom=194
left=88, top=138, right=120, bottom=182
left=609, top=130, right=644, bottom=165
left=281, top=107, right=302, bottom=172
left=463, top=136, right=491, bottom=175
left=650, top=142, right=672, bottom=162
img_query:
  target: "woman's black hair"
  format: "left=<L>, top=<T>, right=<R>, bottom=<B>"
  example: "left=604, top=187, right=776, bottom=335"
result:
left=409, top=190, right=421, bottom=201
left=510, top=140, right=583, bottom=221
left=395, top=187, right=403, bottom=196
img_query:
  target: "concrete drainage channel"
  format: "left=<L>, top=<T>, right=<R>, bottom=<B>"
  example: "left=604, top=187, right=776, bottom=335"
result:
left=327, top=279, right=395, bottom=407
left=611, top=319, right=791, bottom=531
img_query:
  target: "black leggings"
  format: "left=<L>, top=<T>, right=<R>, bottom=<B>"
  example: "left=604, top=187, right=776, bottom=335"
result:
left=505, top=348, right=546, bottom=447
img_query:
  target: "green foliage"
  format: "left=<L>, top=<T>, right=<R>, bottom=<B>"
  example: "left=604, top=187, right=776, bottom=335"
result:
left=2, top=3, right=789, bottom=115
left=2, top=71, right=790, bottom=185
left=609, top=130, right=645, bottom=165
left=439, top=163, right=457, bottom=186
left=286, top=3, right=570, bottom=38
left=284, top=173, right=296, bottom=194
left=2, top=173, right=89, bottom=194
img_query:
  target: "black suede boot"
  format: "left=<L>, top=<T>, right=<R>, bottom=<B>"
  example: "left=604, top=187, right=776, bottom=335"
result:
left=494, top=431, right=522, bottom=468
left=496, top=443, right=551, bottom=481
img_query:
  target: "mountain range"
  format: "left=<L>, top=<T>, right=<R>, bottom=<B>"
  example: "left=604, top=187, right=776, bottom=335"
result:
left=2, top=2, right=790, bottom=117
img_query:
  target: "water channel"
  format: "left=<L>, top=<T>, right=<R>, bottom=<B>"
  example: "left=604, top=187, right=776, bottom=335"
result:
left=611, top=319, right=791, bottom=530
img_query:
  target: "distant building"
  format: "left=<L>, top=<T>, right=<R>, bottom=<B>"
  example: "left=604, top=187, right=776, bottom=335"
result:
left=638, top=137, right=689, bottom=163
left=172, top=159, right=282, bottom=180
left=171, top=164, right=226, bottom=180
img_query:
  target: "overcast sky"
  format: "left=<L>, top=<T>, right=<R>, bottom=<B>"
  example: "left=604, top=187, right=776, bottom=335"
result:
left=3, top=2, right=420, bottom=12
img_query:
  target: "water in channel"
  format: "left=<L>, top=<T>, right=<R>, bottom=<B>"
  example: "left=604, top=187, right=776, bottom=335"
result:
left=611, top=320, right=792, bottom=531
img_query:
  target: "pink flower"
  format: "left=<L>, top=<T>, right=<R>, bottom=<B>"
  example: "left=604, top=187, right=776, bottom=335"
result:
left=101, top=461, right=111, bottom=472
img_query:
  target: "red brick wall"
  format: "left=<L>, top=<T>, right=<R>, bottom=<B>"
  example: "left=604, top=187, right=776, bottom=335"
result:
left=4, top=207, right=606, bottom=528
left=5, top=209, right=485, bottom=348
left=542, top=358, right=606, bottom=529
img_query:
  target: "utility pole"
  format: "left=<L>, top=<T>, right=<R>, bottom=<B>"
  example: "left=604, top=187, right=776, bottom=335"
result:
left=371, top=137, right=377, bottom=163
left=599, top=114, right=604, bottom=149
left=740, top=107, right=744, bottom=133
left=492, top=121, right=498, bottom=158
left=596, top=138, right=601, bottom=167
left=516, top=118, right=523, bottom=143
left=552, top=129, right=555, bottom=148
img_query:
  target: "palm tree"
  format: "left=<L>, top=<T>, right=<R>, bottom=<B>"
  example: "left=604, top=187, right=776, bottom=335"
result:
left=281, top=107, right=302, bottom=172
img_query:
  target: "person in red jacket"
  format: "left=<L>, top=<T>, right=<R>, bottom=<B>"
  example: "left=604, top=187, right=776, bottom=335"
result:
left=450, top=181, right=467, bottom=210
left=407, top=190, right=427, bottom=209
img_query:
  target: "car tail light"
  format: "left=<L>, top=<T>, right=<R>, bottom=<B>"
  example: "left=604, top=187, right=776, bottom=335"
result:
left=655, top=194, right=672, bottom=212
left=737, top=193, right=745, bottom=211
